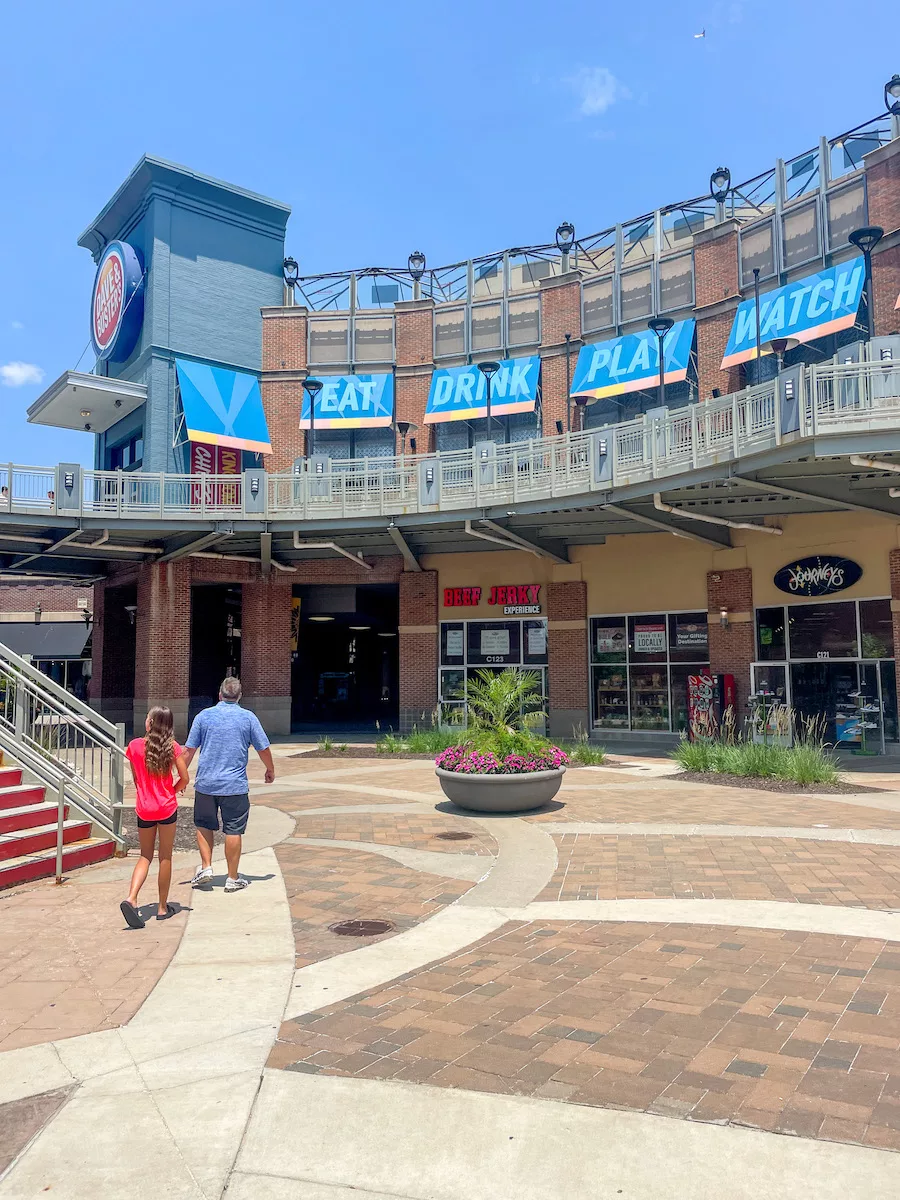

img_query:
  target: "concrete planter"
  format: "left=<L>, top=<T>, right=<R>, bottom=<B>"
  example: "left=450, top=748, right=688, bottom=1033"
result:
left=435, top=766, right=566, bottom=813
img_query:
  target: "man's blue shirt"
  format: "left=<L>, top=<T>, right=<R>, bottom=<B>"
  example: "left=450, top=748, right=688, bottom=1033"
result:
left=186, top=701, right=270, bottom=796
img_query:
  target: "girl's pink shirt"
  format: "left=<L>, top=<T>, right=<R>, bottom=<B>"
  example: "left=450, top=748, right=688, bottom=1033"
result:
left=125, top=738, right=182, bottom=821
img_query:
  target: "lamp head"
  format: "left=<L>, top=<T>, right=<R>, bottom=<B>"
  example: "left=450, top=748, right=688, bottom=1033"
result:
left=555, top=221, right=575, bottom=254
left=302, top=377, right=323, bottom=397
left=648, top=316, right=675, bottom=338
left=885, top=74, right=900, bottom=115
left=407, top=250, right=426, bottom=281
left=477, top=361, right=501, bottom=380
left=709, top=166, right=731, bottom=203
left=849, top=226, right=885, bottom=257
left=282, top=257, right=299, bottom=286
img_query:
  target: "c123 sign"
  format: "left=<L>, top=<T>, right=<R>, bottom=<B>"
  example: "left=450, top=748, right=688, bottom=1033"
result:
left=773, top=555, right=862, bottom=597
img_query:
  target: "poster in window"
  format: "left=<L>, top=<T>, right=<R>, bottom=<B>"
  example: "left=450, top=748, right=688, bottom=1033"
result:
left=674, top=617, right=708, bottom=652
left=480, top=628, right=510, bottom=656
left=527, top=625, right=547, bottom=657
left=634, top=623, right=666, bottom=654
left=596, top=625, right=627, bottom=655
left=445, top=629, right=464, bottom=658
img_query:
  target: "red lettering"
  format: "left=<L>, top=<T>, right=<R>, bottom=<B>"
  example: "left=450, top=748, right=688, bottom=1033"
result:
left=472, top=587, right=482, bottom=604
left=527, top=585, right=540, bottom=605
left=453, top=588, right=463, bottom=606
left=517, top=586, right=529, bottom=604
left=488, top=587, right=497, bottom=605
left=462, top=588, right=472, bottom=605
left=443, top=589, right=454, bottom=606
left=497, top=587, right=507, bottom=604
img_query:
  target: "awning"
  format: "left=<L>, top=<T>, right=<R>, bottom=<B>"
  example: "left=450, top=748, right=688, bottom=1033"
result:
left=570, top=320, right=695, bottom=401
left=27, top=371, right=147, bottom=434
left=301, top=373, right=393, bottom=430
left=425, top=356, right=540, bottom=424
left=0, top=622, right=91, bottom=660
left=721, top=261, right=865, bottom=368
left=175, top=359, right=271, bottom=454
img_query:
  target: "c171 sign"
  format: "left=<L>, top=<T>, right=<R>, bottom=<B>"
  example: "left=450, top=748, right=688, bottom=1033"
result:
left=773, top=556, right=862, bottom=597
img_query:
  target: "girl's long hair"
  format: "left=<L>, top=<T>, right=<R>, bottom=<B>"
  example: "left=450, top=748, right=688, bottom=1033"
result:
left=144, top=706, right=175, bottom=777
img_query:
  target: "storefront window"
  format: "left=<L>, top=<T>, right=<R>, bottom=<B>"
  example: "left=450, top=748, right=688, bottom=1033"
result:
left=590, top=611, right=708, bottom=733
left=756, top=606, right=786, bottom=660
left=860, top=598, right=894, bottom=659
left=788, top=601, right=857, bottom=659
left=439, top=618, right=548, bottom=725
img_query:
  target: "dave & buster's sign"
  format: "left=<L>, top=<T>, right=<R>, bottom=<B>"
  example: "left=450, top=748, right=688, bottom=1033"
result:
left=444, top=584, right=541, bottom=615
left=773, top=555, right=862, bottom=597
left=90, top=240, right=145, bottom=362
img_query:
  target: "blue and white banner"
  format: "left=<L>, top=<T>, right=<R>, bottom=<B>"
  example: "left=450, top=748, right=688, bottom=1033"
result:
left=300, top=373, right=394, bottom=429
left=570, top=320, right=695, bottom=400
left=424, top=356, right=540, bottom=424
left=722, top=262, right=865, bottom=367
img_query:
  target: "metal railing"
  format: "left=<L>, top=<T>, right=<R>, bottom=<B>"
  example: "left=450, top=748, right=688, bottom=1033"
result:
left=3, top=359, right=900, bottom=525
left=0, top=641, right=126, bottom=866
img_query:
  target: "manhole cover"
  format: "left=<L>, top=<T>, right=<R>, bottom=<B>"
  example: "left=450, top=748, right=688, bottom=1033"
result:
left=329, top=919, right=394, bottom=937
left=435, top=831, right=474, bottom=841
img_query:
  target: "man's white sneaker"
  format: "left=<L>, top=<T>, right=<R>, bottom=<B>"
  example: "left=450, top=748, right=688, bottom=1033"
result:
left=225, top=875, right=250, bottom=892
left=191, top=866, right=214, bottom=888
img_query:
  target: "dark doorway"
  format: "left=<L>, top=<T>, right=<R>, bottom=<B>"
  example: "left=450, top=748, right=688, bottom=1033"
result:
left=790, top=661, right=858, bottom=744
left=99, top=584, right=137, bottom=728
left=291, top=584, right=398, bottom=731
left=190, top=584, right=241, bottom=722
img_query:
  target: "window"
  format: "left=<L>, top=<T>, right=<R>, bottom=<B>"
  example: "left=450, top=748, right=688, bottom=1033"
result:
left=434, top=306, right=466, bottom=358
left=826, top=182, right=866, bottom=251
left=860, top=599, right=894, bottom=659
left=470, top=303, right=502, bottom=351
left=788, top=601, right=858, bottom=659
left=308, top=318, right=349, bottom=365
left=658, top=254, right=693, bottom=312
left=740, top=220, right=775, bottom=285
left=510, top=260, right=553, bottom=291
left=582, top=276, right=614, bottom=333
left=756, top=606, right=786, bottom=661
left=439, top=618, right=549, bottom=725
left=619, top=266, right=653, bottom=324
left=353, top=316, right=393, bottom=363
left=106, top=432, right=144, bottom=472
left=507, top=296, right=540, bottom=346
left=782, top=202, right=820, bottom=270
left=590, top=611, right=709, bottom=733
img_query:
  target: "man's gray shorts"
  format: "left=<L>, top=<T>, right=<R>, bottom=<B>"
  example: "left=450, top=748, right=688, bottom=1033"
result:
left=194, top=791, right=250, bottom=836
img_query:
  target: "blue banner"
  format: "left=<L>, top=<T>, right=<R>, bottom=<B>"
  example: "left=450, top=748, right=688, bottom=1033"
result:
left=424, top=356, right=540, bottom=424
left=570, top=320, right=695, bottom=400
left=176, top=360, right=271, bottom=454
left=300, top=373, right=394, bottom=429
left=722, top=262, right=865, bottom=367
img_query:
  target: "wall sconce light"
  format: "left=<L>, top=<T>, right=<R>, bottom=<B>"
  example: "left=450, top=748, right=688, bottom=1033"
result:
left=124, top=604, right=137, bottom=626
left=64, top=472, right=75, bottom=490
left=409, top=437, right=417, bottom=453
left=315, top=461, right=325, bottom=475
left=34, top=604, right=42, bottom=625
left=425, top=466, right=434, bottom=485
left=555, top=420, right=564, bottom=435
left=250, top=476, right=260, bottom=497
left=719, top=607, right=729, bottom=628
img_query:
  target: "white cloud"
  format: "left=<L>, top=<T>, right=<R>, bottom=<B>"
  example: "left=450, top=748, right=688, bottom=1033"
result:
left=10, top=321, right=24, bottom=331
left=566, top=66, right=629, bottom=117
left=0, top=362, right=44, bottom=387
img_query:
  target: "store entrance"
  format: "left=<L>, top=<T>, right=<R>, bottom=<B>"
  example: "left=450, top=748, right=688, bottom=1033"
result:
left=189, top=584, right=242, bottom=723
left=790, top=661, right=859, bottom=744
left=291, top=584, right=398, bottom=731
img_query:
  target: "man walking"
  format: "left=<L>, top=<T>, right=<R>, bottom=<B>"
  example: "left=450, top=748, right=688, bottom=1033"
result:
left=182, top=675, right=275, bottom=892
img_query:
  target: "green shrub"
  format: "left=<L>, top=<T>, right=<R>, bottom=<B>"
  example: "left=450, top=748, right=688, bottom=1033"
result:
left=405, top=727, right=459, bottom=755
left=317, top=734, right=334, bottom=752
left=671, top=733, right=839, bottom=786
left=671, top=738, right=716, bottom=773
left=376, top=732, right=404, bottom=755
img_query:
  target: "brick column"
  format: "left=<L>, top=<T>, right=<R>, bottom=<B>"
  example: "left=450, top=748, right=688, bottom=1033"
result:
left=261, top=305, right=308, bottom=471
left=540, top=273, right=582, bottom=434
left=547, top=580, right=589, bottom=740
left=395, top=298, right=435, bottom=453
left=399, top=570, right=438, bottom=731
left=693, top=221, right=742, bottom=400
left=864, top=142, right=900, bottom=338
left=241, top=575, right=294, bottom=735
left=889, top=550, right=900, bottom=722
left=134, top=561, right=191, bottom=737
left=90, top=575, right=138, bottom=727
left=707, top=567, right=754, bottom=719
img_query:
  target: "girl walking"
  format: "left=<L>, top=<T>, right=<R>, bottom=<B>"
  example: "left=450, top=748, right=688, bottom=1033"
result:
left=120, top=706, right=189, bottom=929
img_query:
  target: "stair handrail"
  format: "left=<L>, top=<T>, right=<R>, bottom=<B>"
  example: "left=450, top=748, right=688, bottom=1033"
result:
left=0, top=639, right=119, bottom=739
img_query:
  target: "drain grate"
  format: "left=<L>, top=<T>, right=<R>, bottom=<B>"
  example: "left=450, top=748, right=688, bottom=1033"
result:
left=434, top=831, right=474, bottom=841
left=329, top=919, right=394, bottom=937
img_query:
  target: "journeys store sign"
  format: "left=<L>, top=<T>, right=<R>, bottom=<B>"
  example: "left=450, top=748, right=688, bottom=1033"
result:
left=444, top=584, right=541, bottom=615
left=773, top=555, right=862, bottom=597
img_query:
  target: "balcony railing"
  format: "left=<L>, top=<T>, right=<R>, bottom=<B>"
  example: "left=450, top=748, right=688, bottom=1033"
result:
left=2, top=360, right=899, bottom=525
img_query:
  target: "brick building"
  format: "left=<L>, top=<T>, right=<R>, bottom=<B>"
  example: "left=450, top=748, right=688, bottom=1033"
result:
left=8, top=94, right=900, bottom=751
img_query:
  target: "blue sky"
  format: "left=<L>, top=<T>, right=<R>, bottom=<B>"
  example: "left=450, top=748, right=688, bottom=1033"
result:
left=0, top=0, right=894, bottom=465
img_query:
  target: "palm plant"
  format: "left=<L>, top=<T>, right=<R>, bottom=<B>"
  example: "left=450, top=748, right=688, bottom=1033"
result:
left=463, top=668, right=546, bottom=734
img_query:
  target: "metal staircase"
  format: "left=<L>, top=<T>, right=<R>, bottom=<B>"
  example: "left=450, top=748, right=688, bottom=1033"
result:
left=0, top=640, right=126, bottom=887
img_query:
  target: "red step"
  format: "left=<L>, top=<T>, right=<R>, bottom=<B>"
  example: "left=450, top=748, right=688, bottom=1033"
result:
left=0, top=837, right=116, bottom=890
left=0, top=784, right=46, bottom=810
left=0, top=803, right=68, bottom=835
left=0, top=819, right=93, bottom=862
left=0, top=767, right=23, bottom=788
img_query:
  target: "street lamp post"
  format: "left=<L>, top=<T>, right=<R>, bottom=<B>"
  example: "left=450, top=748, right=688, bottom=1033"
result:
left=408, top=251, right=426, bottom=301
left=477, top=361, right=501, bottom=438
left=849, top=226, right=885, bottom=342
left=396, top=420, right=418, bottom=455
left=283, top=257, right=299, bottom=306
left=556, top=222, right=575, bottom=274
left=648, top=317, right=674, bottom=410
left=752, top=267, right=762, bottom=378
left=886, top=74, right=900, bottom=140
left=709, top=166, right=731, bottom=224
left=564, top=332, right=573, bottom=432
left=302, top=378, right=322, bottom=456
